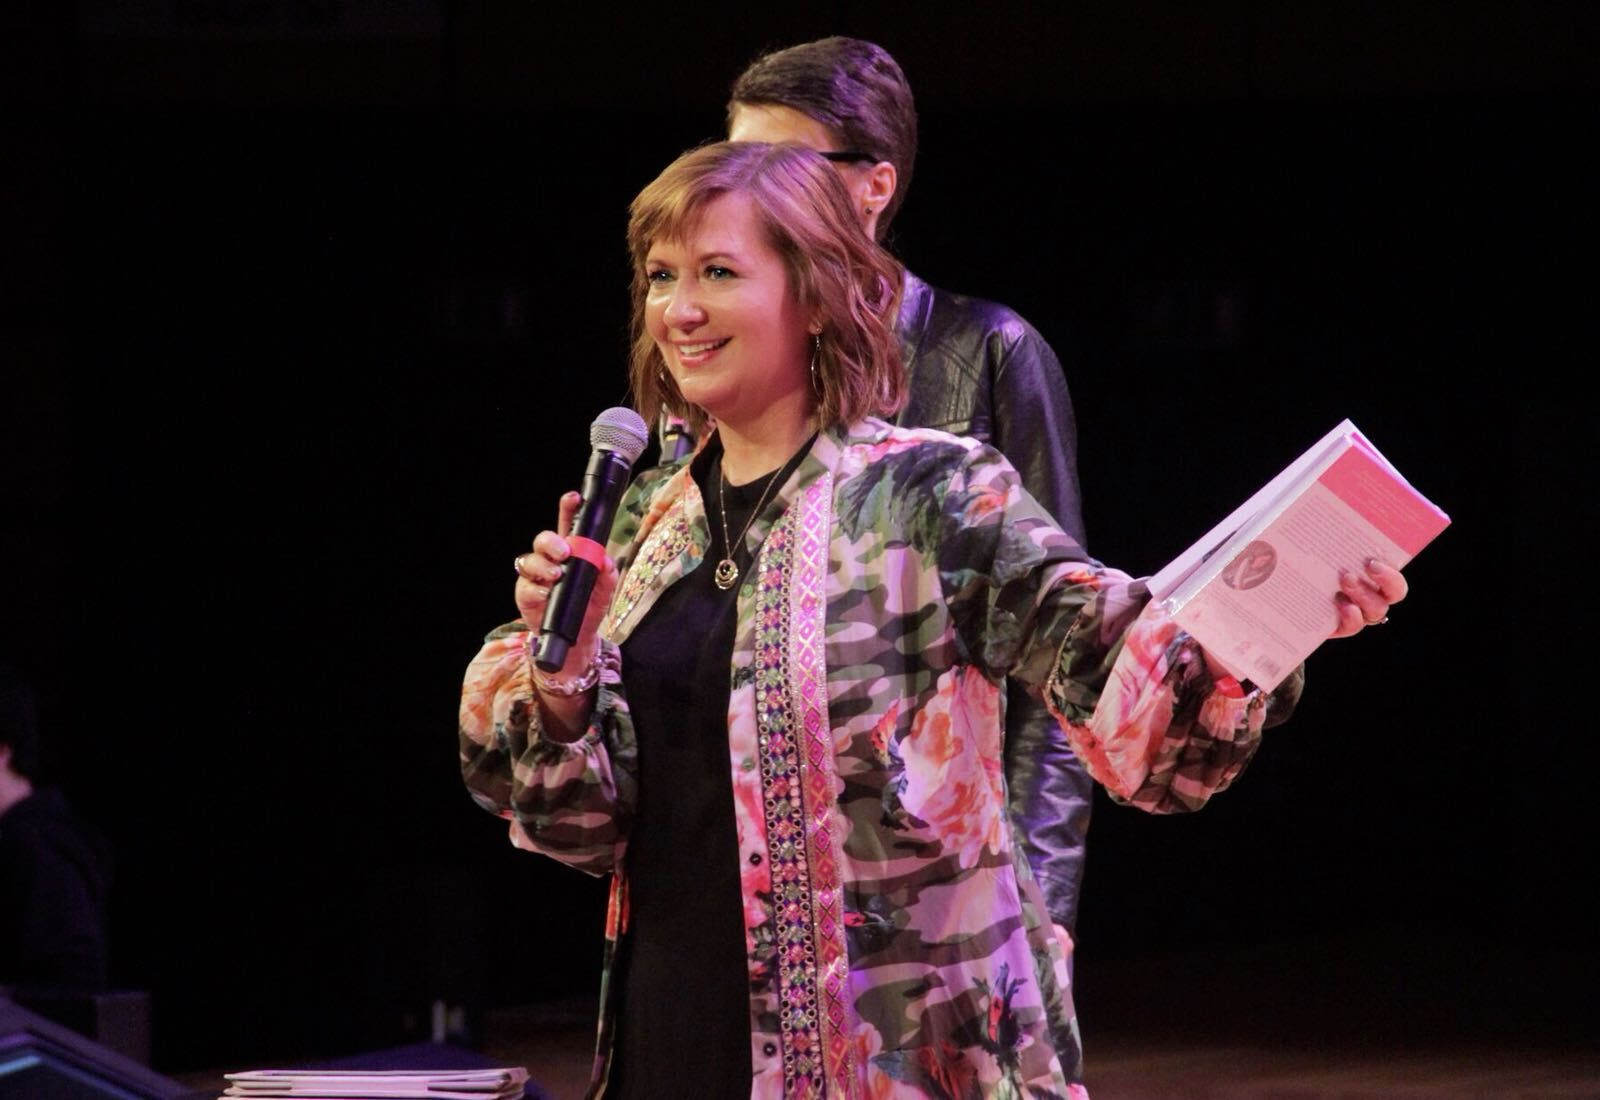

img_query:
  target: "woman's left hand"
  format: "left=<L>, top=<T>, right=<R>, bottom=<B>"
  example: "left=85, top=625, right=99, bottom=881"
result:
left=1330, top=558, right=1408, bottom=637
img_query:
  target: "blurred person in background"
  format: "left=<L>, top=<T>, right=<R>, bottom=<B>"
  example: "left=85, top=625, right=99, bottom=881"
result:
left=0, top=660, right=113, bottom=998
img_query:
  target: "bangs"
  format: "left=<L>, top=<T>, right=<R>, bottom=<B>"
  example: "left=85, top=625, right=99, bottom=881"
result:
left=628, top=147, right=767, bottom=268
left=632, top=186, right=724, bottom=266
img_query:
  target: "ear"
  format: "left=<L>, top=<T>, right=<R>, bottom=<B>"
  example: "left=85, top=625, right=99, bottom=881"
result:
left=860, top=160, right=898, bottom=239
left=863, top=160, right=897, bottom=209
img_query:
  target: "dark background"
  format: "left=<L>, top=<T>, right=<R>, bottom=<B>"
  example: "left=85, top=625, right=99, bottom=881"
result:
left=3, top=0, right=1596, bottom=1077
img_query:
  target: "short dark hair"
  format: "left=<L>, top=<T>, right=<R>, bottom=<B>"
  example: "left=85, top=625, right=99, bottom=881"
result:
left=727, top=36, right=918, bottom=240
left=0, top=662, right=41, bottom=779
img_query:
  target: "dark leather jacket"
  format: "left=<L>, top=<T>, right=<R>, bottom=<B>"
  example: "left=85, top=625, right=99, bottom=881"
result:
left=894, top=270, right=1095, bottom=936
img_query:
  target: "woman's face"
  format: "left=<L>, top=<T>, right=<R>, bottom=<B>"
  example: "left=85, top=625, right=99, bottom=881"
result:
left=644, top=191, right=814, bottom=431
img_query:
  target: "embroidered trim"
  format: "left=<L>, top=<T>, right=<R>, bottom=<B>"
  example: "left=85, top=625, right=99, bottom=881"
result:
left=753, top=508, right=827, bottom=1096
left=790, top=474, right=855, bottom=1097
left=752, top=511, right=821, bottom=1095
left=753, top=474, right=853, bottom=1099
left=604, top=494, right=694, bottom=637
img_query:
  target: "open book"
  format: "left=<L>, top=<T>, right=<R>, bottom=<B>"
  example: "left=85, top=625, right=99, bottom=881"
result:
left=1147, top=419, right=1450, bottom=692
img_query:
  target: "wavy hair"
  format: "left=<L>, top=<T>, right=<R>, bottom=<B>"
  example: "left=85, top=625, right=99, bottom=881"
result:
left=627, top=141, right=905, bottom=439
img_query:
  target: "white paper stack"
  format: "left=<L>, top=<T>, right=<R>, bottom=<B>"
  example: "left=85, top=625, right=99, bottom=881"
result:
left=220, top=1067, right=529, bottom=1100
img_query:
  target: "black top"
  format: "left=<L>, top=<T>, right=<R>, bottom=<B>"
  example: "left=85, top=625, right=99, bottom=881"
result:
left=608, top=434, right=812, bottom=1099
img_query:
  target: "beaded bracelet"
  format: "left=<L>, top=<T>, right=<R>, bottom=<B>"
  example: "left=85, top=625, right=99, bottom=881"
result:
left=526, top=633, right=603, bottom=697
left=533, top=659, right=601, bottom=697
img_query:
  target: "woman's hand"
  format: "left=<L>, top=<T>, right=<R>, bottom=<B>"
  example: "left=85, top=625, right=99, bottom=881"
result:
left=1201, top=557, right=1409, bottom=685
left=1330, top=557, right=1408, bottom=638
left=513, top=491, right=620, bottom=736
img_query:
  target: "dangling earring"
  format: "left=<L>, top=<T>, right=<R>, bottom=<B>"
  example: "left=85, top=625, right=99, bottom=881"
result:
left=810, top=333, right=822, bottom=393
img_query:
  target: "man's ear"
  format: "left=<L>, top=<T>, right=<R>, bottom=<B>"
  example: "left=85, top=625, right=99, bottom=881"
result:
left=864, top=161, right=897, bottom=208
left=860, top=161, right=898, bottom=239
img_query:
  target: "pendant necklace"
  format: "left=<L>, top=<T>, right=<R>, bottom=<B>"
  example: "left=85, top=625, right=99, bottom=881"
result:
left=713, top=460, right=784, bottom=591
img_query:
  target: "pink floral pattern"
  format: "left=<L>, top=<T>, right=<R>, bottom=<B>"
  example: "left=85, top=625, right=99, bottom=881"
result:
left=460, top=419, right=1298, bottom=1097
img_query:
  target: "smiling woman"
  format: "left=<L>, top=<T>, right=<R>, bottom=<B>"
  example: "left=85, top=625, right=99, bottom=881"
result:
left=625, top=141, right=905, bottom=476
left=641, top=192, right=817, bottom=474
left=458, top=140, right=1406, bottom=1100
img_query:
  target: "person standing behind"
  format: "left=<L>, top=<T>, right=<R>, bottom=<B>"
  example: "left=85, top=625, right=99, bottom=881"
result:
left=725, top=32, right=1095, bottom=1018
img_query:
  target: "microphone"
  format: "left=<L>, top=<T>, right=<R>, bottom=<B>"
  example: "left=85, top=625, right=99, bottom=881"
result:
left=534, top=406, right=650, bottom=672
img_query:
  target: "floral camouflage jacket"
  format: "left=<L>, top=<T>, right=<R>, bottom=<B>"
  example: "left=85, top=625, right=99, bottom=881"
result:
left=459, top=419, right=1301, bottom=1099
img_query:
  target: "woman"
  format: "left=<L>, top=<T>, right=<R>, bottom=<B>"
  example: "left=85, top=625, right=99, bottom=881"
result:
left=460, top=141, right=1405, bottom=1099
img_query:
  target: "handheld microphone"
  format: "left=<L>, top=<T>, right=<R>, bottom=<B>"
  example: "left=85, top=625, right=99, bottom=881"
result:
left=534, top=406, right=650, bottom=672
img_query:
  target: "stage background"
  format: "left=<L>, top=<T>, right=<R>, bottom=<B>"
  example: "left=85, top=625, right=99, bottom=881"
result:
left=3, top=0, right=1596, bottom=1075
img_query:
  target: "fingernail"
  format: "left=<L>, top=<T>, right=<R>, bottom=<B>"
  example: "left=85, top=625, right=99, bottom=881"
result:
left=1340, top=571, right=1359, bottom=589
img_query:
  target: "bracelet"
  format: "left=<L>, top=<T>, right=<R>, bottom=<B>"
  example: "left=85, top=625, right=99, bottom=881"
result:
left=533, top=659, right=601, bottom=697
left=526, top=632, right=603, bottom=697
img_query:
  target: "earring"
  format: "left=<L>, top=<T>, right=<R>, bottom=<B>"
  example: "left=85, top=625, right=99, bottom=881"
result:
left=810, top=333, right=822, bottom=393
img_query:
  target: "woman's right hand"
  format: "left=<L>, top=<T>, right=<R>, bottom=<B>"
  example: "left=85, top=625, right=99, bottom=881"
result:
left=514, top=490, right=620, bottom=690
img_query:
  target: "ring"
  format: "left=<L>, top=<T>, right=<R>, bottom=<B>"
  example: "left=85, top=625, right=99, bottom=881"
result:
left=1366, top=615, right=1389, bottom=626
left=514, top=554, right=527, bottom=575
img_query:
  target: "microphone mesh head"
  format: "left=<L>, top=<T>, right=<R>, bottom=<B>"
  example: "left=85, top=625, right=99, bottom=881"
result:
left=590, top=406, right=650, bottom=465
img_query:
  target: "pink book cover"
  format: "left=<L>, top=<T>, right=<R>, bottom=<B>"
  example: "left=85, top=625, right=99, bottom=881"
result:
left=1160, top=421, right=1449, bottom=691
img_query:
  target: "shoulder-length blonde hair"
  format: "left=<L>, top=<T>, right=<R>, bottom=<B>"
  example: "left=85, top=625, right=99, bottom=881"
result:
left=627, top=141, right=905, bottom=439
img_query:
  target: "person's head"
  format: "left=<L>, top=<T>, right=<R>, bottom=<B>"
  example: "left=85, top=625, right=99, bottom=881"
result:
left=627, top=141, right=905, bottom=439
left=726, top=36, right=917, bottom=244
left=0, top=662, right=40, bottom=783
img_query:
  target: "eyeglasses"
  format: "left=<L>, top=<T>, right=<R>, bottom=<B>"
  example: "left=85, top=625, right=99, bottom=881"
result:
left=818, top=150, right=878, bottom=166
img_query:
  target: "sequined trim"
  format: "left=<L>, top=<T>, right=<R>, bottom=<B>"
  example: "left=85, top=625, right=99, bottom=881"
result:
left=790, top=474, right=856, bottom=1098
left=753, top=474, right=853, bottom=1099
left=603, top=494, right=694, bottom=638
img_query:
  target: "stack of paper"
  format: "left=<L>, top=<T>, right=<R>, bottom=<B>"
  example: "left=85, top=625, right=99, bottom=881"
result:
left=220, top=1067, right=529, bottom=1100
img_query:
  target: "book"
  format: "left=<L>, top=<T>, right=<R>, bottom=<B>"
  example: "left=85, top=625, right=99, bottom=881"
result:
left=1147, top=418, right=1450, bottom=692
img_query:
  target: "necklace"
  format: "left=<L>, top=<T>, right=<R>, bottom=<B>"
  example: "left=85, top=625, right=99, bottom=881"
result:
left=713, top=460, right=784, bottom=591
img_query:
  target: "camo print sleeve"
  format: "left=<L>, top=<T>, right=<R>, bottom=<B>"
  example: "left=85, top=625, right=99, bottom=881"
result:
left=930, top=439, right=1295, bottom=814
left=456, top=464, right=689, bottom=879
left=458, top=622, right=638, bottom=877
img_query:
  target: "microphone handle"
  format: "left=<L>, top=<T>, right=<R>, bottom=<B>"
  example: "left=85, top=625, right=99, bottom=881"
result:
left=534, top=448, right=632, bottom=672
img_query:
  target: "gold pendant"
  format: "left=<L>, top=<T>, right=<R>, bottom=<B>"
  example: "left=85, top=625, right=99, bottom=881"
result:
left=713, top=558, right=739, bottom=590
